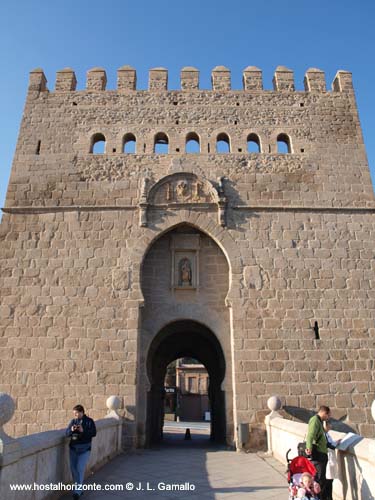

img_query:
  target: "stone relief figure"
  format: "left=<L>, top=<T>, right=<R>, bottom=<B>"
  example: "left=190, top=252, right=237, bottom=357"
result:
left=192, top=181, right=203, bottom=201
left=176, top=180, right=189, bottom=199
left=179, top=257, right=192, bottom=286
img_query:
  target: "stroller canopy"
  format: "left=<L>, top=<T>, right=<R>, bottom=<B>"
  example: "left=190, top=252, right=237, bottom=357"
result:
left=289, top=456, right=317, bottom=477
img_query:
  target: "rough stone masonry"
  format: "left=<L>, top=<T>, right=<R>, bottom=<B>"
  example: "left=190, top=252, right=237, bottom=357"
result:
left=0, top=64, right=374, bottom=449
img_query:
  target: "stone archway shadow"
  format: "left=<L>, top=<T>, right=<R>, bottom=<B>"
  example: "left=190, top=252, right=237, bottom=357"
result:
left=145, top=319, right=226, bottom=447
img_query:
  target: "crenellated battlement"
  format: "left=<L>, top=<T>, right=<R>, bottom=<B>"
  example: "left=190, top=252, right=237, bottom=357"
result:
left=28, top=66, right=354, bottom=94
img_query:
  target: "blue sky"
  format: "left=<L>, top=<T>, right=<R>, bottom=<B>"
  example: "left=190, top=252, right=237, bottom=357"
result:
left=0, top=0, right=374, bottom=208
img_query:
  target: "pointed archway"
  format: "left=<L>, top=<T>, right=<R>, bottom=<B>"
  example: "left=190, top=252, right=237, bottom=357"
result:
left=136, top=223, right=233, bottom=448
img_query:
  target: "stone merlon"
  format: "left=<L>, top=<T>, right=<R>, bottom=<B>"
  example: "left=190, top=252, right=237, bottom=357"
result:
left=27, top=66, right=355, bottom=93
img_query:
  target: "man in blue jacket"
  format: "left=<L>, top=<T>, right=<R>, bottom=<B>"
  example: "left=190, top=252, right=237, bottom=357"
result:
left=65, top=404, right=97, bottom=499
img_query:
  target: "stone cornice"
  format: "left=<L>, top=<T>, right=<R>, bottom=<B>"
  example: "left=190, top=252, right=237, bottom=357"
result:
left=3, top=204, right=375, bottom=215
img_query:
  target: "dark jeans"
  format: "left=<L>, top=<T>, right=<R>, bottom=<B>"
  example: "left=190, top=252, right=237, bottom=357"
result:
left=311, top=450, right=328, bottom=500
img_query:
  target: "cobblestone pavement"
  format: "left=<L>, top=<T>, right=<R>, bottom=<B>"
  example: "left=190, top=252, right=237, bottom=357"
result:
left=60, top=432, right=287, bottom=500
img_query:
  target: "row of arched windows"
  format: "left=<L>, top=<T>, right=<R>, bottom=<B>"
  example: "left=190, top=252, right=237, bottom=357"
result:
left=90, top=132, right=292, bottom=154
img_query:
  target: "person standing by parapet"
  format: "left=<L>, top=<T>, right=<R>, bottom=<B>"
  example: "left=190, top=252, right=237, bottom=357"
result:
left=65, top=404, right=97, bottom=500
left=323, top=420, right=341, bottom=500
left=305, top=405, right=331, bottom=500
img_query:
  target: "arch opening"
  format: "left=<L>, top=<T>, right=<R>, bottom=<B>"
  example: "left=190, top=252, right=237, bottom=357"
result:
left=154, top=132, right=169, bottom=154
left=123, top=133, right=136, bottom=153
left=90, top=133, right=106, bottom=154
left=138, top=223, right=232, bottom=448
left=247, top=133, right=261, bottom=153
left=185, top=132, right=200, bottom=153
left=216, top=133, right=230, bottom=153
left=277, top=133, right=292, bottom=153
left=145, top=320, right=226, bottom=446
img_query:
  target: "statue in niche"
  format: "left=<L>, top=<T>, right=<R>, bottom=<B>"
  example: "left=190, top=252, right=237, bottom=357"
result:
left=179, top=257, right=192, bottom=286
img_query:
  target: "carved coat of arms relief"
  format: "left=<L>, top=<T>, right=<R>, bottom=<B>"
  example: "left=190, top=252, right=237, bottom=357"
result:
left=139, top=172, right=227, bottom=227
left=155, top=175, right=213, bottom=205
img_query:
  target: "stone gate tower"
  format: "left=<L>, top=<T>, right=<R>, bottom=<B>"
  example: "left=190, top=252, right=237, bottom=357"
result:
left=1, top=65, right=375, bottom=448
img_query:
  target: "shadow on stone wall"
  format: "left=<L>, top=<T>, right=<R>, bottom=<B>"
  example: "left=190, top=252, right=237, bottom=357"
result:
left=338, top=447, right=374, bottom=500
left=282, top=406, right=357, bottom=434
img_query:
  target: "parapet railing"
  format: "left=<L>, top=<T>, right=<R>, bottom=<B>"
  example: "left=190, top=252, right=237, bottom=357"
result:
left=0, top=393, right=123, bottom=500
left=28, top=65, right=354, bottom=93
left=264, top=396, right=375, bottom=500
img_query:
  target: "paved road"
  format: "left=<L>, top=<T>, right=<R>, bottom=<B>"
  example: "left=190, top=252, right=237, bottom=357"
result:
left=163, top=421, right=211, bottom=432
left=60, top=434, right=287, bottom=500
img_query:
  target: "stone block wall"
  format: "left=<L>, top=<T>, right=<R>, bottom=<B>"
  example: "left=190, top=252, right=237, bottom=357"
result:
left=233, top=209, right=375, bottom=438
left=0, top=65, right=375, bottom=444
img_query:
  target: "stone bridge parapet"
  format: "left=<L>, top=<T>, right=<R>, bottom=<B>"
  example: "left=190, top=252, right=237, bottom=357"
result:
left=265, top=396, right=375, bottom=500
left=0, top=393, right=123, bottom=500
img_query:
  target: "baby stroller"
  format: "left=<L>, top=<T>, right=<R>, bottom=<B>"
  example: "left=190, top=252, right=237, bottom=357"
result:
left=286, top=449, right=319, bottom=499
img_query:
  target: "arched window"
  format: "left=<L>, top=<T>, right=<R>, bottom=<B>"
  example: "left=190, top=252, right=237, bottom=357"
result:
left=216, top=133, right=230, bottom=153
left=91, top=133, right=106, bottom=154
left=123, top=133, right=136, bottom=154
left=277, top=133, right=292, bottom=154
left=185, top=132, right=200, bottom=153
left=154, top=132, right=169, bottom=154
left=247, top=133, right=261, bottom=153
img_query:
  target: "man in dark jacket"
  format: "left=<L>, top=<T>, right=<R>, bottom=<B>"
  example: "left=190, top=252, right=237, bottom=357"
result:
left=306, top=405, right=331, bottom=500
left=65, top=404, right=97, bottom=500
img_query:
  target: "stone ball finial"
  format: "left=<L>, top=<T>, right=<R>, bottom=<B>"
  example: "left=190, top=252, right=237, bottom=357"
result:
left=371, top=400, right=375, bottom=423
left=0, top=393, right=16, bottom=427
left=106, top=395, right=121, bottom=412
left=267, top=395, right=282, bottom=412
